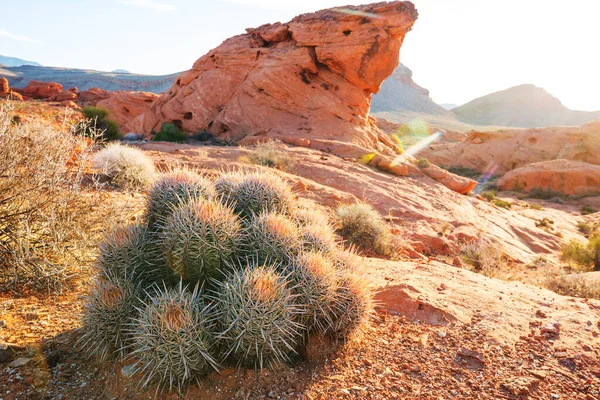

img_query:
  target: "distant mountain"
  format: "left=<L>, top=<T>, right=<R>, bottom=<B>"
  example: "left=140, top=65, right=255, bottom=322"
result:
left=0, top=65, right=179, bottom=93
left=371, top=64, right=452, bottom=116
left=111, top=69, right=131, bottom=74
left=452, top=84, right=600, bottom=128
left=440, top=103, right=458, bottom=110
left=0, top=55, right=42, bottom=67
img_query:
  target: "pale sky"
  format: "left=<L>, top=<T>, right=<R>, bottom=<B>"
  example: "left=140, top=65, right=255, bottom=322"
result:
left=1, top=0, right=599, bottom=110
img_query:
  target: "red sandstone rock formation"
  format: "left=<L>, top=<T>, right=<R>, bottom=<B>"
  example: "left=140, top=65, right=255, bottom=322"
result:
left=21, top=80, right=64, bottom=100
left=0, top=77, right=23, bottom=101
left=498, top=159, right=600, bottom=196
left=97, top=91, right=159, bottom=132
left=130, top=1, right=418, bottom=158
left=78, top=87, right=110, bottom=104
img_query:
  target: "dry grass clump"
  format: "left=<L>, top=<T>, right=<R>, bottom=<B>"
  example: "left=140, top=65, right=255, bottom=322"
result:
left=0, top=101, right=118, bottom=292
left=334, top=202, right=391, bottom=255
left=543, top=272, right=600, bottom=300
left=94, top=143, right=156, bottom=191
left=459, top=239, right=507, bottom=277
left=247, top=141, right=295, bottom=172
left=416, top=157, right=431, bottom=169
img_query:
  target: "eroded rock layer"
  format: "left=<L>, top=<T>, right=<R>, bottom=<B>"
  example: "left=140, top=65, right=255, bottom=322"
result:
left=131, top=1, right=418, bottom=157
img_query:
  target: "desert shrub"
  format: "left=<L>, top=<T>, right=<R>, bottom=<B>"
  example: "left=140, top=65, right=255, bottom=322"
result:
left=480, top=190, right=496, bottom=202
left=535, top=218, right=554, bottom=229
left=529, top=203, right=543, bottom=210
left=446, top=167, right=480, bottom=179
left=416, top=157, right=431, bottom=169
left=581, top=205, right=596, bottom=216
left=247, top=141, right=295, bottom=172
left=492, top=198, right=512, bottom=209
left=128, top=283, right=218, bottom=391
left=459, top=240, right=506, bottom=277
left=577, top=222, right=597, bottom=236
left=335, top=203, right=390, bottom=254
left=560, top=240, right=592, bottom=268
left=94, top=143, right=156, bottom=191
left=79, top=271, right=141, bottom=361
left=0, top=102, right=116, bottom=292
left=210, top=264, right=304, bottom=369
left=544, top=273, right=600, bottom=300
left=80, top=106, right=121, bottom=141
left=82, top=169, right=371, bottom=392
left=153, top=122, right=187, bottom=142
left=526, top=188, right=561, bottom=200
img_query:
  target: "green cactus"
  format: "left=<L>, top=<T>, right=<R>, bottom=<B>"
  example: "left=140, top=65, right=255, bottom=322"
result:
left=246, top=212, right=302, bottom=264
left=97, top=223, right=174, bottom=286
left=161, top=198, right=242, bottom=286
left=330, top=270, right=373, bottom=340
left=128, top=282, right=219, bottom=392
left=79, top=270, right=141, bottom=361
left=300, top=223, right=337, bottom=253
left=290, top=252, right=340, bottom=334
left=210, top=264, right=304, bottom=369
left=214, top=171, right=242, bottom=205
left=232, top=171, right=294, bottom=218
left=145, top=169, right=215, bottom=229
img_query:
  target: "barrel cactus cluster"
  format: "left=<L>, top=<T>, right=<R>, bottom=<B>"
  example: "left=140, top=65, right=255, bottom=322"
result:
left=80, top=168, right=372, bottom=392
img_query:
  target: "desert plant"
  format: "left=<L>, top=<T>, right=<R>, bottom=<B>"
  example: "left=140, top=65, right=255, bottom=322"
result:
left=145, top=169, right=215, bottom=229
left=214, top=171, right=242, bottom=204
left=459, top=240, right=506, bottom=276
left=300, top=223, right=337, bottom=253
left=329, top=270, right=372, bottom=340
left=544, top=272, right=600, bottom=300
left=291, top=201, right=331, bottom=227
left=80, top=106, right=121, bottom=141
left=153, top=122, right=187, bottom=143
left=416, top=157, right=431, bottom=169
left=577, top=222, right=593, bottom=235
left=246, top=212, right=302, bottom=264
left=79, top=271, right=141, bottom=361
left=247, top=141, right=295, bottom=172
left=97, top=224, right=173, bottom=286
left=581, top=205, right=596, bottom=216
left=332, top=247, right=363, bottom=271
left=335, top=203, right=390, bottom=254
left=290, top=252, right=340, bottom=334
left=231, top=171, right=295, bottom=218
left=589, top=235, right=600, bottom=271
left=535, top=217, right=554, bottom=228
left=480, top=190, right=496, bottom=202
left=161, top=199, right=242, bottom=285
left=492, top=198, right=512, bottom=209
left=210, top=264, right=304, bottom=369
left=526, top=188, right=561, bottom=200
left=0, top=102, right=116, bottom=292
left=529, top=203, right=543, bottom=210
left=94, top=143, right=156, bottom=191
left=128, top=283, right=219, bottom=392
left=560, top=240, right=591, bottom=267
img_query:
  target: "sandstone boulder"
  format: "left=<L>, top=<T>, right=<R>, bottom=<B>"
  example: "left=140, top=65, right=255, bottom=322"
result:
left=420, top=123, right=600, bottom=174
left=498, top=159, right=600, bottom=196
left=0, top=77, right=23, bottom=100
left=78, top=87, right=110, bottom=104
left=97, top=91, right=159, bottom=133
left=130, top=1, right=418, bottom=158
left=21, top=80, right=63, bottom=100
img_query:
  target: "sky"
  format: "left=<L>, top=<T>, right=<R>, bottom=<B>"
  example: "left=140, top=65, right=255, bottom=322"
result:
left=1, top=0, right=599, bottom=110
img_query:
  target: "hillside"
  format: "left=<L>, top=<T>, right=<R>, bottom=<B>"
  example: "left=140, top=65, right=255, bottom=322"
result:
left=0, top=55, right=41, bottom=67
left=0, top=65, right=179, bottom=93
left=452, top=84, right=600, bottom=128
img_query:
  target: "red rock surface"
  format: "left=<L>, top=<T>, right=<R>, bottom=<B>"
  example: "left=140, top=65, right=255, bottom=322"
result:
left=77, top=87, right=110, bottom=104
left=0, top=77, right=23, bottom=101
left=20, top=80, right=64, bottom=100
left=96, top=91, right=159, bottom=133
left=421, top=122, right=600, bottom=174
left=498, top=159, right=600, bottom=196
left=129, top=2, right=418, bottom=158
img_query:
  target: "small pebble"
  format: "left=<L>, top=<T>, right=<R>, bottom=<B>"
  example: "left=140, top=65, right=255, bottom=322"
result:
left=438, top=331, right=447, bottom=338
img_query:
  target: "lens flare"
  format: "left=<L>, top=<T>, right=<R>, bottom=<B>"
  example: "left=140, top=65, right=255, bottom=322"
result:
left=333, top=8, right=384, bottom=19
left=391, top=131, right=441, bottom=166
left=473, top=162, right=499, bottom=195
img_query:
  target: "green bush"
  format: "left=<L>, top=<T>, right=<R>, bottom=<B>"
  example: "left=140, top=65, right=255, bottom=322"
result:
left=81, top=106, right=121, bottom=141
left=153, top=122, right=188, bottom=142
left=492, top=198, right=512, bottom=209
left=561, top=240, right=592, bottom=267
left=526, top=188, right=561, bottom=200
left=577, top=222, right=594, bottom=236
left=94, top=143, right=156, bottom=191
left=335, top=203, right=390, bottom=254
left=416, top=157, right=431, bottom=169
left=529, top=203, right=543, bottom=210
left=581, top=205, right=596, bottom=216
left=480, top=190, right=496, bottom=202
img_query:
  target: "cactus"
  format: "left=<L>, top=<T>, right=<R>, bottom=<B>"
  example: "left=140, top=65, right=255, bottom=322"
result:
left=127, top=283, right=219, bottom=392
left=332, top=246, right=363, bottom=271
left=145, top=169, right=215, bottom=229
left=246, top=212, right=302, bottom=264
left=210, top=264, right=304, bottom=369
left=300, top=223, right=337, bottom=253
left=330, top=270, right=373, bottom=340
left=232, top=171, right=294, bottom=218
left=214, top=171, right=242, bottom=205
left=79, top=271, right=141, bottom=361
left=161, top=199, right=242, bottom=286
left=290, top=252, right=340, bottom=334
left=292, top=202, right=331, bottom=227
left=97, top=224, right=174, bottom=286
